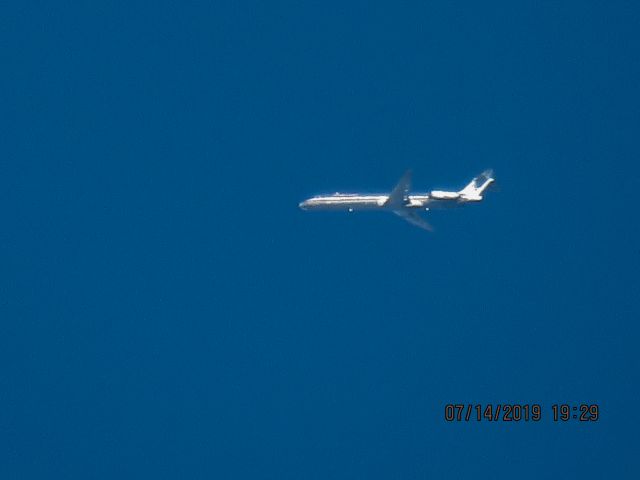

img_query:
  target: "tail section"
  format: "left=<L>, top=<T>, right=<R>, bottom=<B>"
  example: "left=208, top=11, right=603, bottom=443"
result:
left=459, top=169, right=495, bottom=200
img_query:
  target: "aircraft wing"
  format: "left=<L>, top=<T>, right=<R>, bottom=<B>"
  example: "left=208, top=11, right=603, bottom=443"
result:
left=384, top=170, right=412, bottom=207
left=393, top=209, right=434, bottom=232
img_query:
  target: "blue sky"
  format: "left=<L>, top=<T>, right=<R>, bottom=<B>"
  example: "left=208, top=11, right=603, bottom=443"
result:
left=2, top=1, right=639, bottom=478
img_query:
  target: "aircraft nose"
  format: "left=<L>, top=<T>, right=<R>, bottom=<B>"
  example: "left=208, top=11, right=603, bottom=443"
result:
left=298, top=200, right=308, bottom=210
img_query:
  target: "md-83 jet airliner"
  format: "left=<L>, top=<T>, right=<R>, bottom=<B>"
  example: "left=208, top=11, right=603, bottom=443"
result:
left=299, top=170, right=495, bottom=231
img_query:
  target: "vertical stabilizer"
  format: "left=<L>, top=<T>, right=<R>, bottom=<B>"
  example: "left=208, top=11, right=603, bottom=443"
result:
left=459, top=169, right=495, bottom=199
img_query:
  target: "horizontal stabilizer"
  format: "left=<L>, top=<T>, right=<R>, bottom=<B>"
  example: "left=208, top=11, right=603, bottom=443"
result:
left=459, top=169, right=495, bottom=198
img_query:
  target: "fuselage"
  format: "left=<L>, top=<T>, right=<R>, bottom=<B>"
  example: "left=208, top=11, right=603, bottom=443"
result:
left=299, top=169, right=493, bottom=231
left=299, top=192, right=478, bottom=211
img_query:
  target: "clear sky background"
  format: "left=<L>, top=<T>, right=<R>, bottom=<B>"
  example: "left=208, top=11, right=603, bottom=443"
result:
left=2, top=1, right=639, bottom=478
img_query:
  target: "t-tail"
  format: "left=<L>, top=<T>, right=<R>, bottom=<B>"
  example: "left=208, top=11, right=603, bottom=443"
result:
left=458, top=169, right=495, bottom=201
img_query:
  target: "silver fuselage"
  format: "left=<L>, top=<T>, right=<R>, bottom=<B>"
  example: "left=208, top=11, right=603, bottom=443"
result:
left=299, top=170, right=493, bottom=231
left=299, top=192, right=479, bottom=211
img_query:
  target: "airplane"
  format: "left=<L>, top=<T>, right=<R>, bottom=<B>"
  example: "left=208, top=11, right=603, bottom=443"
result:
left=298, top=169, right=495, bottom=231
